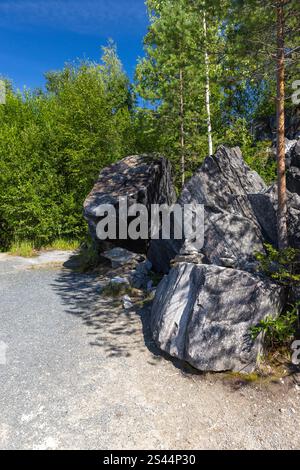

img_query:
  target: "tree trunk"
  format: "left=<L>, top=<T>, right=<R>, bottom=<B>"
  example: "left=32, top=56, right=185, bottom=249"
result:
left=203, top=12, right=213, bottom=156
left=179, top=67, right=185, bottom=187
left=276, top=2, right=288, bottom=249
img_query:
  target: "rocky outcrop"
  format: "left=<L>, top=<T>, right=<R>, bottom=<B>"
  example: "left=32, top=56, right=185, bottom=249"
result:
left=248, top=185, right=300, bottom=249
left=148, top=146, right=267, bottom=273
left=149, top=143, right=300, bottom=274
left=291, top=139, right=300, bottom=168
left=151, top=263, right=285, bottom=373
left=254, top=106, right=300, bottom=142
left=83, top=146, right=299, bottom=373
left=149, top=145, right=300, bottom=372
left=84, top=155, right=176, bottom=253
left=287, top=138, right=300, bottom=195
left=268, top=136, right=300, bottom=196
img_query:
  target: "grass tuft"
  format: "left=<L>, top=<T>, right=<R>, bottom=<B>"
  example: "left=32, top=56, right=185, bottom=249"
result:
left=45, top=239, right=80, bottom=251
left=9, top=241, right=36, bottom=258
left=9, top=238, right=80, bottom=258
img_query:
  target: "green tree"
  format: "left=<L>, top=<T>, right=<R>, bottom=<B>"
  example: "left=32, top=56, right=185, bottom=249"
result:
left=0, top=43, right=135, bottom=250
left=224, top=0, right=300, bottom=248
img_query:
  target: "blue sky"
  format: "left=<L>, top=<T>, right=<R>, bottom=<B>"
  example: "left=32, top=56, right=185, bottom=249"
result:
left=0, top=0, right=149, bottom=91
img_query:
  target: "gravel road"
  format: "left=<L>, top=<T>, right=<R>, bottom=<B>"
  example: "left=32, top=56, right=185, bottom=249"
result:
left=0, top=252, right=300, bottom=450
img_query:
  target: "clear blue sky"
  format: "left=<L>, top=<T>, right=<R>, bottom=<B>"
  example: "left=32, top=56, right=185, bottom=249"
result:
left=0, top=0, right=149, bottom=91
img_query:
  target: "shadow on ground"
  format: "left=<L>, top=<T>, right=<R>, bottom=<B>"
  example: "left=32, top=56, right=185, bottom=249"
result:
left=51, top=256, right=167, bottom=367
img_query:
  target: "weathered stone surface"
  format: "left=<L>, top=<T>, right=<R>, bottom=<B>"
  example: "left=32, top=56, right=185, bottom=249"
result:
left=285, top=139, right=300, bottom=195
left=102, top=247, right=142, bottom=268
left=129, top=259, right=153, bottom=289
left=148, top=146, right=267, bottom=273
left=178, top=146, right=266, bottom=211
left=285, top=139, right=298, bottom=168
left=287, top=191, right=300, bottom=249
left=253, top=106, right=300, bottom=141
left=271, top=138, right=297, bottom=168
left=287, top=166, right=300, bottom=196
left=248, top=185, right=300, bottom=249
left=291, top=139, right=300, bottom=168
left=151, top=263, right=285, bottom=373
left=84, top=155, right=176, bottom=253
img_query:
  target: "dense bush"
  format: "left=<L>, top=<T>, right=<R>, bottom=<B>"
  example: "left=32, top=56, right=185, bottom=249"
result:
left=0, top=37, right=279, bottom=251
left=0, top=44, right=135, bottom=250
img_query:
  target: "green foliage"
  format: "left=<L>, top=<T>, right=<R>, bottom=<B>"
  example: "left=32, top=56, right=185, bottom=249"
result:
left=253, top=244, right=300, bottom=351
left=255, top=244, right=300, bottom=286
left=219, top=118, right=276, bottom=184
left=251, top=303, right=300, bottom=349
left=0, top=43, right=135, bottom=251
left=244, top=142, right=276, bottom=186
left=9, top=241, right=36, bottom=258
left=135, top=0, right=295, bottom=187
left=135, top=0, right=227, bottom=184
left=45, top=239, right=80, bottom=251
left=8, top=238, right=79, bottom=256
left=1, top=1, right=298, bottom=251
left=148, top=270, right=163, bottom=287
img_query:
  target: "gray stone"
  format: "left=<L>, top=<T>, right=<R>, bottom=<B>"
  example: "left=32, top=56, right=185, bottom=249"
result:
left=253, top=107, right=300, bottom=142
left=110, top=277, right=129, bottom=285
left=269, top=138, right=297, bottom=169
left=102, top=247, right=141, bottom=268
left=248, top=184, right=300, bottom=249
left=129, top=259, right=153, bottom=289
left=148, top=146, right=266, bottom=273
left=84, top=155, right=176, bottom=254
left=247, top=189, right=278, bottom=245
left=291, top=139, right=300, bottom=168
left=284, top=139, right=300, bottom=194
left=287, top=166, right=300, bottom=196
left=283, top=139, right=297, bottom=168
left=287, top=191, right=300, bottom=249
left=201, top=210, right=264, bottom=270
left=178, top=146, right=266, bottom=211
left=151, top=263, right=285, bottom=373
left=122, top=295, right=133, bottom=310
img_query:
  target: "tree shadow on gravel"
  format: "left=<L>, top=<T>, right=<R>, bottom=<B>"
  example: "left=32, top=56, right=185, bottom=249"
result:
left=51, top=259, right=167, bottom=366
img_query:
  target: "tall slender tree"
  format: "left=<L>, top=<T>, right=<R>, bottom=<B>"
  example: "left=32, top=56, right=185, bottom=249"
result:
left=276, top=1, right=288, bottom=249
left=225, top=0, right=300, bottom=248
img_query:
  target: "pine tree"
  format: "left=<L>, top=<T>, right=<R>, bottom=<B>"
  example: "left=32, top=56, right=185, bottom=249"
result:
left=225, top=0, right=300, bottom=248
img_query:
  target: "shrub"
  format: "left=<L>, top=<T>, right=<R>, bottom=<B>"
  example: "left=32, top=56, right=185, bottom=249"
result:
left=255, top=243, right=300, bottom=286
left=9, top=241, right=36, bottom=258
left=251, top=302, right=300, bottom=349
left=253, top=244, right=300, bottom=350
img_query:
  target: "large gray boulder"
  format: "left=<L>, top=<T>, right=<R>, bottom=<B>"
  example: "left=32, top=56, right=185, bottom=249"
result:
left=84, top=155, right=176, bottom=253
left=148, top=146, right=267, bottom=273
left=151, top=263, right=285, bottom=373
left=248, top=185, right=300, bottom=249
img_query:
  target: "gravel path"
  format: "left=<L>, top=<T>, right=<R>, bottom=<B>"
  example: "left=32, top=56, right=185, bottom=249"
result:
left=0, top=252, right=300, bottom=450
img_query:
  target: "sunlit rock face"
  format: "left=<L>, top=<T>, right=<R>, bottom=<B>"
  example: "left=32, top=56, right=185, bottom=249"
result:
left=149, top=146, right=299, bottom=373
left=148, top=146, right=267, bottom=274
left=151, top=262, right=285, bottom=373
